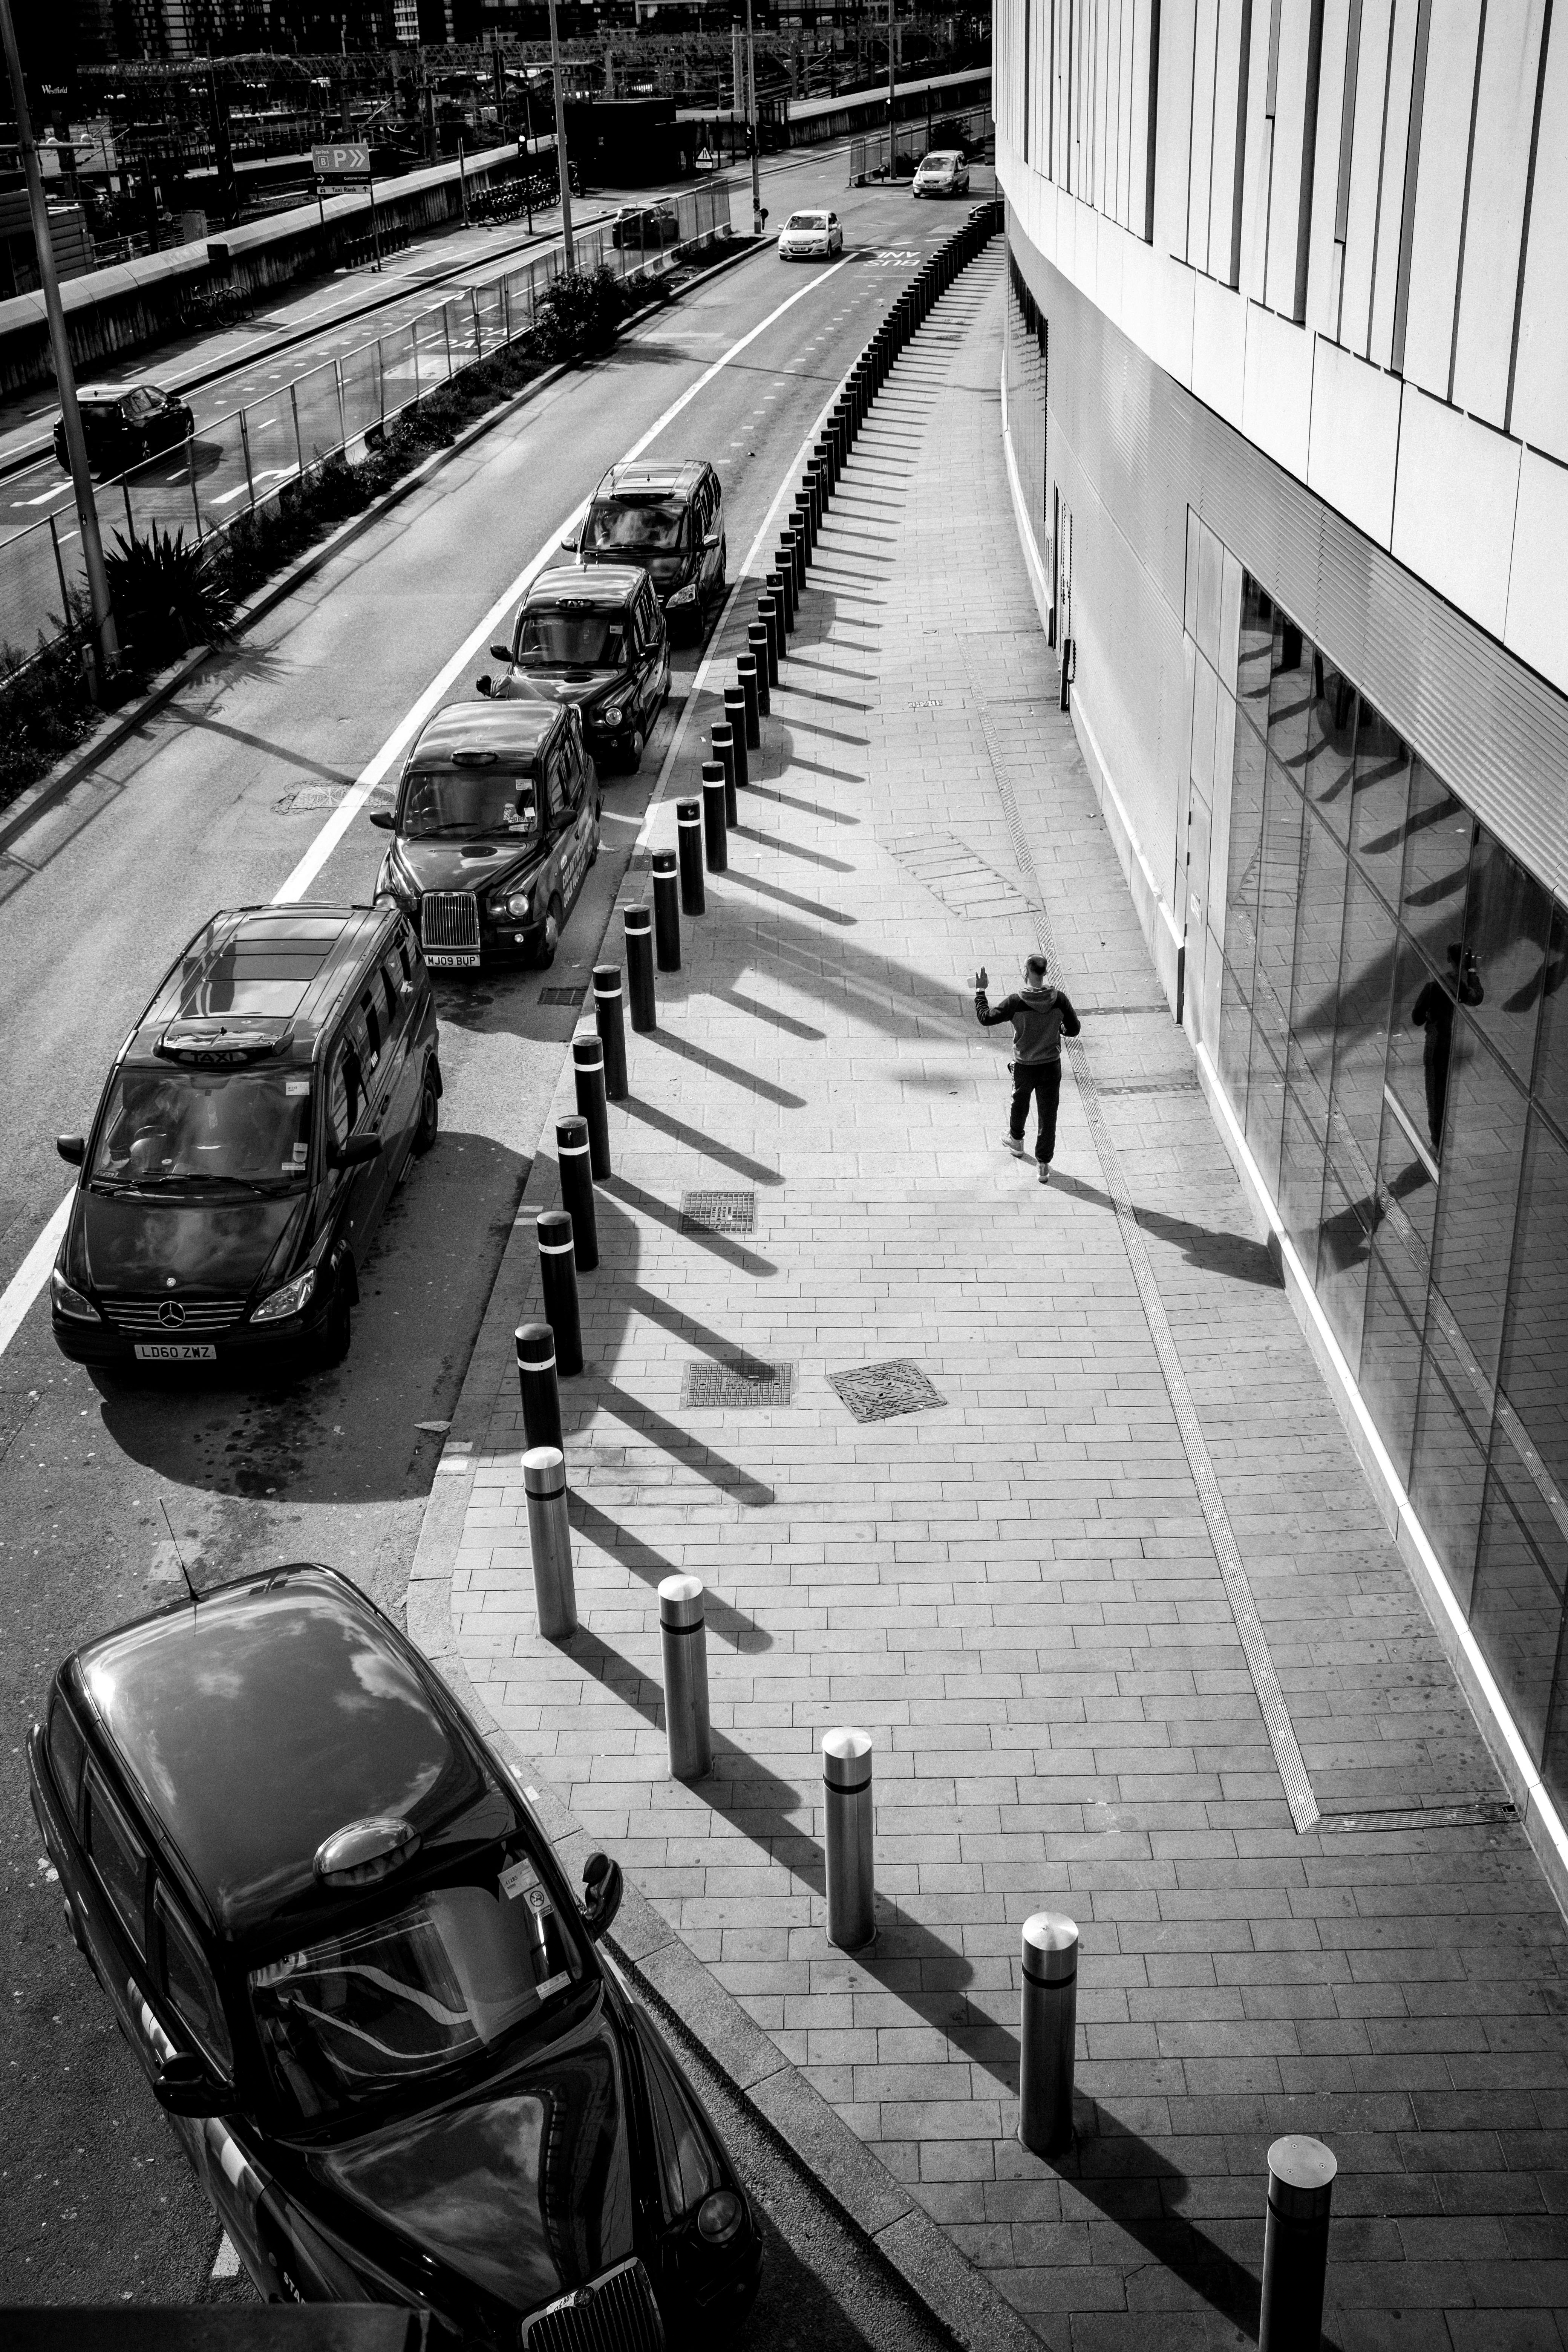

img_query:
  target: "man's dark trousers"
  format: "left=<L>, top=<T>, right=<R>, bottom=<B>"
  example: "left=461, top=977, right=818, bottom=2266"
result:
left=1011, top=1059, right=1062, bottom=1164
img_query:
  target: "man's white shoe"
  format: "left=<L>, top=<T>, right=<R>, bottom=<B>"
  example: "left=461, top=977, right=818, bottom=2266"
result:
left=1037, top=1162, right=1050, bottom=1185
left=1004, top=1136, right=1027, bottom=1158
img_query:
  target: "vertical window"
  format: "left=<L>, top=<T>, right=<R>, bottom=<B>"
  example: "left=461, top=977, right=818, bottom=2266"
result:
left=47, top=1695, right=84, bottom=1827
left=86, top=1771, right=148, bottom=1957
left=156, top=1887, right=233, bottom=2074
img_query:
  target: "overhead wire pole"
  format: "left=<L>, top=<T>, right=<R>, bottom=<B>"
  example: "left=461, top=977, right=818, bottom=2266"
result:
left=546, top=0, right=574, bottom=266
left=744, top=0, right=761, bottom=231
left=887, top=0, right=896, bottom=178
left=0, top=0, right=119, bottom=696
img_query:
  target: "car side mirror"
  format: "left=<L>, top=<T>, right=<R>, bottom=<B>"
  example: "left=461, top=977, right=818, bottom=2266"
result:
left=367, top=808, right=395, bottom=831
left=56, top=1135, right=86, bottom=1165
left=702, top=530, right=719, bottom=548
left=581, top=1851, right=623, bottom=1941
left=475, top=675, right=493, bottom=698
left=489, top=642, right=511, bottom=663
left=560, top=527, right=580, bottom=552
left=329, top=1133, right=381, bottom=1170
left=152, top=2051, right=225, bottom=2118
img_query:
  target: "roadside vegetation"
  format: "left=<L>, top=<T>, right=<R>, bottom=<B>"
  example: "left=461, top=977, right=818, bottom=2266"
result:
left=0, top=262, right=667, bottom=818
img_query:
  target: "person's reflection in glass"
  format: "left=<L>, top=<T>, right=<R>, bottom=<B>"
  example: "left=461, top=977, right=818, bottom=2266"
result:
left=1412, top=942, right=1484, bottom=1155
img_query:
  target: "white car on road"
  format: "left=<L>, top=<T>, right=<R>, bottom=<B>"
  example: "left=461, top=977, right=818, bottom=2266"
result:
left=778, top=209, right=844, bottom=260
left=912, top=150, right=971, bottom=198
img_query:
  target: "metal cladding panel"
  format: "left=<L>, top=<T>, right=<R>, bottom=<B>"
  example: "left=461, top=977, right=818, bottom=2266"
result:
left=1009, top=221, right=1568, bottom=903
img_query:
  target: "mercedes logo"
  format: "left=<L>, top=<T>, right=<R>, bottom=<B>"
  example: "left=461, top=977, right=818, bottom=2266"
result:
left=157, top=1299, right=188, bottom=1329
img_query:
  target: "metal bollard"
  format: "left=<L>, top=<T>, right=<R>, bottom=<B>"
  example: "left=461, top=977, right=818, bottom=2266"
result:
left=554, top=1115, right=598, bottom=1271
left=514, top=1321, right=562, bottom=1453
left=593, top=963, right=627, bottom=1101
left=673, top=798, right=707, bottom=920
left=536, top=1209, right=583, bottom=1375
left=712, top=721, right=739, bottom=822
left=790, top=501, right=813, bottom=568
left=823, top=1727, right=876, bottom=1951
left=523, top=1445, right=576, bottom=1639
left=572, top=1034, right=611, bottom=1179
left=768, top=563, right=794, bottom=636
left=723, top=686, right=750, bottom=790
left=1017, top=1913, right=1078, bottom=2158
left=778, top=531, right=802, bottom=602
left=624, top=904, right=655, bottom=1034
left=1259, top=2138, right=1337, bottom=2352
left=800, top=475, right=819, bottom=545
left=652, top=849, right=681, bottom=971
left=737, top=655, right=761, bottom=747
left=701, top=764, right=729, bottom=873
left=787, top=521, right=807, bottom=596
left=659, top=1574, right=712, bottom=1782
left=746, top=626, right=772, bottom=715
left=757, top=594, right=781, bottom=685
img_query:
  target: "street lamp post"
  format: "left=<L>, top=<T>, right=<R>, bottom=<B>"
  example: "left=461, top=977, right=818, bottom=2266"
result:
left=887, top=0, right=896, bottom=177
left=546, top=0, right=574, bottom=267
left=0, top=0, right=119, bottom=695
left=744, top=0, right=761, bottom=231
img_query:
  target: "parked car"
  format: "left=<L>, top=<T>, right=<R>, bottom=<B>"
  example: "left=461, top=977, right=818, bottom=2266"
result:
left=54, top=382, right=194, bottom=476
left=911, top=150, right=971, bottom=198
left=371, top=698, right=601, bottom=969
left=51, top=903, right=440, bottom=1376
left=777, top=209, right=844, bottom=260
left=27, top=1563, right=762, bottom=2341
left=477, top=564, right=670, bottom=775
left=610, top=199, right=681, bottom=248
left=564, top=459, right=727, bottom=642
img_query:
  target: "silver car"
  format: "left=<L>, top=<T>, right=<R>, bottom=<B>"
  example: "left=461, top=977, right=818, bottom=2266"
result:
left=912, top=150, right=971, bottom=198
left=777, top=208, right=844, bottom=260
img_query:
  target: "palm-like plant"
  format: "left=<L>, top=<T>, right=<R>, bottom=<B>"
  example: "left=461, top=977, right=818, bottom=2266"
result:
left=104, top=526, right=232, bottom=667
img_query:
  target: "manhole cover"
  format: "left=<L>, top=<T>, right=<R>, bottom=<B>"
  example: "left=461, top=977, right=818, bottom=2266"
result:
left=277, top=784, right=347, bottom=814
left=538, top=985, right=585, bottom=1006
left=829, top=1360, right=946, bottom=1423
left=680, top=1359, right=794, bottom=1408
left=679, top=1190, right=757, bottom=1236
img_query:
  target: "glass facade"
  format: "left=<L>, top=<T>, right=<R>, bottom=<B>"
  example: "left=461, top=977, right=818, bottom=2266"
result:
left=1217, top=575, right=1568, bottom=1811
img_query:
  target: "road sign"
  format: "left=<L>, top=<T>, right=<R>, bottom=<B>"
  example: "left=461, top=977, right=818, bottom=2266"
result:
left=312, top=142, right=371, bottom=177
left=695, top=144, right=716, bottom=171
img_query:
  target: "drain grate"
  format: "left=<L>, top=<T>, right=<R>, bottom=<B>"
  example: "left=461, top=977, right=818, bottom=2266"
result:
left=679, top=1190, right=757, bottom=1236
left=538, top=985, right=585, bottom=1006
left=681, top=1359, right=794, bottom=1409
left=829, top=1359, right=946, bottom=1423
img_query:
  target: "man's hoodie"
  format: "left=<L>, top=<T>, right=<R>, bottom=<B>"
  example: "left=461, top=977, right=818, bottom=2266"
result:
left=975, top=981, right=1081, bottom=1064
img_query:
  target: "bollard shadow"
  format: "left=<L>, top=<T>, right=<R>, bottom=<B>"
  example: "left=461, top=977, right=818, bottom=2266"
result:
left=717, top=987, right=826, bottom=1041
left=783, top=754, right=868, bottom=787
left=729, top=824, right=856, bottom=874
left=723, top=870, right=857, bottom=928
left=746, top=782, right=861, bottom=826
left=567, top=1495, right=771, bottom=1652
left=782, top=657, right=875, bottom=684
left=619, top=1095, right=784, bottom=1185
left=643, top=1027, right=810, bottom=1106
left=619, top=1280, right=778, bottom=1381
left=604, top=1175, right=778, bottom=1277
left=1050, top=1170, right=1283, bottom=1289
left=591, top=1378, right=776, bottom=1509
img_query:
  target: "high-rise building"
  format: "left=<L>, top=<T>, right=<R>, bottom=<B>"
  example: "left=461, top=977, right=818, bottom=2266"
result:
left=995, top=4, right=1568, bottom=1896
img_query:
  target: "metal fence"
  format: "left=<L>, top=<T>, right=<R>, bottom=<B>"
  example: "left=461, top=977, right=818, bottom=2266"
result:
left=848, top=106, right=993, bottom=185
left=0, top=179, right=733, bottom=668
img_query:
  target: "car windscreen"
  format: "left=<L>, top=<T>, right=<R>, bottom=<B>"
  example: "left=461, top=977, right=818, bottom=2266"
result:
left=248, top=1861, right=586, bottom=2124
left=90, top=1066, right=313, bottom=1193
left=514, top=609, right=628, bottom=669
left=400, top=768, right=541, bottom=841
left=587, top=498, right=686, bottom=553
left=786, top=213, right=827, bottom=230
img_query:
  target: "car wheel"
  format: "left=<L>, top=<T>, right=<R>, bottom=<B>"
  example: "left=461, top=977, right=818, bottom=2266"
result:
left=536, top=893, right=564, bottom=969
left=624, top=729, right=645, bottom=775
left=317, top=1283, right=351, bottom=1369
left=413, top=1063, right=440, bottom=1154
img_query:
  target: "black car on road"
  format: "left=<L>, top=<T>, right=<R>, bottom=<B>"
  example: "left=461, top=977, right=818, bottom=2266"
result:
left=564, top=460, right=726, bottom=641
left=55, top=381, right=195, bottom=475
left=51, top=903, right=440, bottom=1376
left=27, top=1565, right=761, bottom=2343
left=371, top=699, right=601, bottom=968
left=476, top=564, right=669, bottom=775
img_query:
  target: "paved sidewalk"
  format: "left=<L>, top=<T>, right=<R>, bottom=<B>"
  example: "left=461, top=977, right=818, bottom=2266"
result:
left=443, top=249, right=1568, bottom=2349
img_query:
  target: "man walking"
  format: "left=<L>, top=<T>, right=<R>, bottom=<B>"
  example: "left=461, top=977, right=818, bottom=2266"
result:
left=974, top=954, right=1081, bottom=1184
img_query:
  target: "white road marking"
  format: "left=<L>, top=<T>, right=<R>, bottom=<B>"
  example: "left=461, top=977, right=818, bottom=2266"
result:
left=0, top=260, right=848, bottom=1362
left=210, top=2234, right=241, bottom=2279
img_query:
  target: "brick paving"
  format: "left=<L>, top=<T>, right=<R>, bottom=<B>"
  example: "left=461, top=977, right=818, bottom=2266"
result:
left=448, top=248, right=1568, bottom=2348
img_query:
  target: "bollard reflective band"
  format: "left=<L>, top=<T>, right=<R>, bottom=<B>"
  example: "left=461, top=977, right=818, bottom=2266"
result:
left=1023, top=1956, right=1077, bottom=1990
left=678, top=808, right=700, bottom=825
left=557, top=1141, right=588, bottom=1157
left=521, top=1351, right=557, bottom=1371
left=825, top=1774, right=871, bottom=1796
left=595, top=979, right=622, bottom=997
left=625, top=910, right=651, bottom=931
left=663, top=1617, right=704, bottom=1638
left=537, top=1238, right=576, bottom=1255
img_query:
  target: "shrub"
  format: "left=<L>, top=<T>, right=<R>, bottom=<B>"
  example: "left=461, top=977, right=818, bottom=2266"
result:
left=0, top=629, right=98, bottom=810
left=104, top=525, right=233, bottom=667
left=534, top=265, right=633, bottom=362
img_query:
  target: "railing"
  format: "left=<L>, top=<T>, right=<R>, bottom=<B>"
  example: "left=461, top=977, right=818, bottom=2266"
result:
left=848, top=104, right=993, bottom=185
left=0, top=179, right=733, bottom=669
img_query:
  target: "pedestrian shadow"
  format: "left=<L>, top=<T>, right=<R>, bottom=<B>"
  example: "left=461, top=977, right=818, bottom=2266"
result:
left=567, top=1495, right=771, bottom=1652
left=1052, top=1171, right=1282, bottom=1289
left=619, top=1094, right=785, bottom=1186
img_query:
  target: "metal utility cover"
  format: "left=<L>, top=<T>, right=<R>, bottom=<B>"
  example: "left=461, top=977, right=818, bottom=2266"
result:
left=681, top=1359, right=794, bottom=1408
left=538, top=986, right=586, bottom=1006
left=679, top=1190, right=757, bottom=1236
left=829, top=1360, right=946, bottom=1423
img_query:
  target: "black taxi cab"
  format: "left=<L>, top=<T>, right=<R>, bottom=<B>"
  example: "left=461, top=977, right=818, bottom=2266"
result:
left=51, top=903, right=439, bottom=1375
left=563, top=460, right=727, bottom=641
left=28, top=1565, right=761, bottom=2342
left=475, top=564, right=669, bottom=776
left=371, top=700, right=600, bottom=969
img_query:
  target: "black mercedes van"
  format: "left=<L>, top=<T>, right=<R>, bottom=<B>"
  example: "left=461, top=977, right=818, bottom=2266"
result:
left=51, top=903, right=440, bottom=1375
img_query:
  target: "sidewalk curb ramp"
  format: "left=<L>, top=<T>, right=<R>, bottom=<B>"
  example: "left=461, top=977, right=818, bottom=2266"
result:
left=406, top=202, right=1040, bottom=2352
left=0, top=231, right=760, bottom=882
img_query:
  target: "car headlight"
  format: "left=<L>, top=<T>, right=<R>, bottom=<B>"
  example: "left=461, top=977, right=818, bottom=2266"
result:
left=697, top=2190, right=745, bottom=2246
left=251, top=1269, right=316, bottom=1324
left=667, top=583, right=697, bottom=606
left=501, top=889, right=533, bottom=919
left=601, top=701, right=626, bottom=728
left=50, top=1271, right=100, bottom=1323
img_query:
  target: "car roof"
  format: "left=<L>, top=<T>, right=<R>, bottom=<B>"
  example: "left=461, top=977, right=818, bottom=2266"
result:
left=524, top=564, right=645, bottom=610
left=74, top=1565, right=493, bottom=1940
left=76, top=384, right=145, bottom=403
left=596, top=459, right=705, bottom=501
left=922, top=150, right=963, bottom=161
left=127, top=904, right=392, bottom=1069
left=406, top=697, right=562, bottom=765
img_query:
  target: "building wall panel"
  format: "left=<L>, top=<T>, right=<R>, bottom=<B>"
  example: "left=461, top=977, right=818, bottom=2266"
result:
left=1338, top=0, right=1392, bottom=353
left=1504, top=447, right=1568, bottom=691
left=1306, top=332, right=1402, bottom=542
left=1509, top=12, right=1568, bottom=462
left=1189, top=0, right=1222, bottom=270
left=1398, top=0, right=1483, bottom=399
left=1450, top=0, right=1547, bottom=427
left=1366, top=0, right=1419, bottom=367
left=1155, top=0, right=1199, bottom=253
left=1391, top=381, right=1520, bottom=641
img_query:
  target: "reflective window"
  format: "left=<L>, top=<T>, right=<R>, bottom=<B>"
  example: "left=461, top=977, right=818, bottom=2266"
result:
left=1426, top=1028, right=1527, bottom=1389
left=1399, top=760, right=1473, bottom=971
left=1326, top=869, right=1397, bottom=1209
left=1531, top=902, right=1568, bottom=1126
left=1316, top=1162, right=1372, bottom=1364
left=1409, top=1308, right=1492, bottom=1612
left=1224, top=711, right=1266, bottom=997
left=1347, top=703, right=1411, bottom=910
left=1358, top=1231, right=1427, bottom=1489
left=1286, top=807, right=1348, bottom=1128
left=1302, top=661, right=1358, bottom=844
left=1277, top=1084, right=1327, bottom=1272
left=1461, top=828, right=1551, bottom=1087
left=1251, top=751, right=1305, bottom=1073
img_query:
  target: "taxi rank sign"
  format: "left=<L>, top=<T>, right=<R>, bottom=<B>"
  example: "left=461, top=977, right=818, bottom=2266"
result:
left=310, top=143, right=380, bottom=265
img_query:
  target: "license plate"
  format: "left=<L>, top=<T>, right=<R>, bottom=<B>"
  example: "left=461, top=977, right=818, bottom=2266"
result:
left=133, top=1342, right=217, bottom=1363
left=425, top=952, right=480, bottom=969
